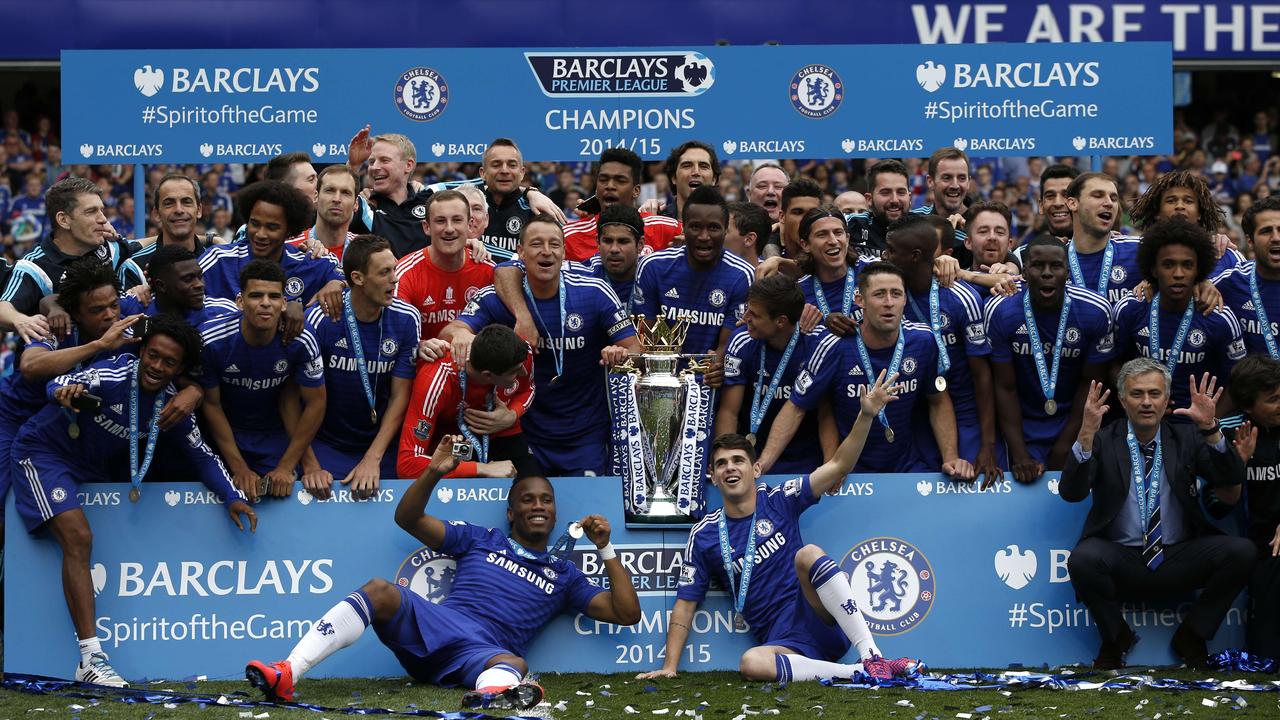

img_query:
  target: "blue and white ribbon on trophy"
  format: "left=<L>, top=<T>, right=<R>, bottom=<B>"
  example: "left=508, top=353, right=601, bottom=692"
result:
left=674, top=368, right=714, bottom=516
left=606, top=369, right=650, bottom=515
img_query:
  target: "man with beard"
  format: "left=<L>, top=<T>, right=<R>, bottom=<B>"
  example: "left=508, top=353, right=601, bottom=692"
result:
left=986, top=236, right=1115, bottom=483
left=846, top=160, right=911, bottom=259
left=563, top=148, right=680, bottom=262
left=963, top=201, right=1016, bottom=272
left=910, top=147, right=971, bottom=263
left=658, top=141, right=720, bottom=222
left=1212, top=196, right=1280, bottom=357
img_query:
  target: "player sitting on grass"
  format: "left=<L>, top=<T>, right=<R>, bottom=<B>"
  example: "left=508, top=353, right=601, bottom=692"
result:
left=245, top=435, right=641, bottom=711
left=639, top=369, right=923, bottom=684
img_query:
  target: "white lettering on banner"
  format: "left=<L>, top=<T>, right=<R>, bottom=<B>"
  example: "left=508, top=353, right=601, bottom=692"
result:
left=153, top=106, right=319, bottom=127
left=1010, top=602, right=1246, bottom=635
left=574, top=608, right=748, bottom=636
left=1049, top=549, right=1072, bottom=583
left=934, top=479, right=1013, bottom=494
left=116, top=559, right=334, bottom=597
left=97, top=613, right=315, bottom=648
left=170, top=67, right=321, bottom=93
left=552, top=56, right=670, bottom=79
left=910, top=3, right=1280, bottom=53
left=77, top=491, right=121, bottom=507
left=545, top=108, right=695, bottom=131
left=953, top=62, right=1100, bottom=89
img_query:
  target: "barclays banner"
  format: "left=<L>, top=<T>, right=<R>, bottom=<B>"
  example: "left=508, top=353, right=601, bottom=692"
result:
left=5, top=474, right=1246, bottom=680
left=60, top=42, right=1171, bottom=164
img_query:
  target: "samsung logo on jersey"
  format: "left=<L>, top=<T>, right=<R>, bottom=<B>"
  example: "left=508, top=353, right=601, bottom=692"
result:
left=168, top=67, right=321, bottom=94
left=485, top=553, right=556, bottom=595
left=952, top=62, right=1099, bottom=89
left=1248, top=465, right=1280, bottom=482
left=527, top=51, right=715, bottom=97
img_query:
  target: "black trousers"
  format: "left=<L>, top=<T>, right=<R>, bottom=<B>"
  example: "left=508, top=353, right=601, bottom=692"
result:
left=1067, top=535, right=1256, bottom=644
left=1249, top=554, right=1280, bottom=658
left=488, top=433, right=544, bottom=480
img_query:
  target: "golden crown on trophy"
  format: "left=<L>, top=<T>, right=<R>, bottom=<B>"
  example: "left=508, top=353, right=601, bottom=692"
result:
left=632, top=315, right=689, bottom=354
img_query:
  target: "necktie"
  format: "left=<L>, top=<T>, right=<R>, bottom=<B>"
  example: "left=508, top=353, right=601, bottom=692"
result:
left=1140, top=440, right=1165, bottom=571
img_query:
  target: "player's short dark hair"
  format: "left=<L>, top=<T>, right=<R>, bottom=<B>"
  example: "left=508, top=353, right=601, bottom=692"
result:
left=141, top=314, right=203, bottom=374
left=1024, top=234, right=1069, bottom=257
left=1243, top=195, right=1280, bottom=241
left=152, top=173, right=201, bottom=208
left=1066, top=172, right=1117, bottom=201
left=927, top=146, right=969, bottom=178
left=238, top=258, right=286, bottom=291
left=856, top=260, right=907, bottom=293
left=236, top=180, right=314, bottom=238
left=56, top=255, right=119, bottom=317
left=921, top=214, right=955, bottom=252
left=683, top=186, right=729, bottom=225
left=148, top=244, right=198, bottom=284
left=1129, top=170, right=1223, bottom=232
left=1136, top=218, right=1215, bottom=285
left=343, top=234, right=392, bottom=282
left=597, top=204, right=644, bottom=243
left=1039, top=164, right=1079, bottom=197
left=866, top=160, right=909, bottom=192
left=483, top=138, right=523, bottom=164
left=264, top=152, right=313, bottom=182
left=595, top=147, right=643, bottom=184
left=964, top=200, right=1012, bottom=229
left=886, top=214, right=941, bottom=256
left=781, top=178, right=823, bottom=211
left=426, top=189, right=470, bottom=218
left=317, top=164, right=358, bottom=191
left=728, top=201, right=771, bottom=255
left=520, top=213, right=565, bottom=243
left=507, top=475, right=554, bottom=508
left=798, top=205, right=845, bottom=242
left=711, top=433, right=756, bottom=464
left=45, top=177, right=101, bottom=226
left=471, top=324, right=529, bottom=375
left=747, top=274, right=804, bottom=324
left=1230, top=355, right=1280, bottom=409
left=664, top=140, right=720, bottom=184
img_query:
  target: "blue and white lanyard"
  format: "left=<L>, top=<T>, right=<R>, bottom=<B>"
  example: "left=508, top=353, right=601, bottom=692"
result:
left=812, top=269, right=855, bottom=317
left=1250, top=265, right=1280, bottom=358
left=1148, top=293, right=1196, bottom=378
left=522, top=274, right=566, bottom=380
left=1125, top=422, right=1163, bottom=535
left=1068, top=240, right=1114, bottom=296
left=1022, top=291, right=1071, bottom=405
left=749, top=328, right=801, bottom=436
left=343, top=291, right=385, bottom=424
left=129, top=360, right=166, bottom=496
left=906, top=279, right=951, bottom=376
left=854, top=326, right=905, bottom=432
left=717, top=510, right=759, bottom=619
left=456, top=367, right=492, bottom=463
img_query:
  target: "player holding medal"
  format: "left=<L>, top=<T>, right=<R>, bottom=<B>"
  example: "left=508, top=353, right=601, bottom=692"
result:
left=640, top=370, right=922, bottom=684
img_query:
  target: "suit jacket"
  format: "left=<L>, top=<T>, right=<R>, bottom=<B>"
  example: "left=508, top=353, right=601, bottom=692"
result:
left=1059, top=418, right=1244, bottom=542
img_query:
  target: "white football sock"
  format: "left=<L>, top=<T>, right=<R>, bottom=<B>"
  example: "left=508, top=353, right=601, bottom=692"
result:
left=286, top=591, right=372, bottom=679
left=78, top=636, right=103, bottom=664
left=474, top=662, right=523, bottom=690
left=775, top=653, right=864, bottom=682
left=809, top=554, right=881, bottom=660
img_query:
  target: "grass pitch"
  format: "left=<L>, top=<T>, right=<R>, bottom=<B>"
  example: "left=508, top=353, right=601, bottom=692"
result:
left=0, top=669, right=1277, bottom=719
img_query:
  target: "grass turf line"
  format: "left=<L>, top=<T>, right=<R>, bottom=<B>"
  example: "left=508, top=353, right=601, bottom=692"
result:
left=0, top=670, right=1276, bottom=718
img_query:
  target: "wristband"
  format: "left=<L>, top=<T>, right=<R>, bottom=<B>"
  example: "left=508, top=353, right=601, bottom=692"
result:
left=1199, top=420, right=1221, bottom=437
left=598, top=543, right=616, bottom=561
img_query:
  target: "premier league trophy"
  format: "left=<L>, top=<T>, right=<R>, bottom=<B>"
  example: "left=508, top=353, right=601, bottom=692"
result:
left=606, top=317, right=715, bottom=525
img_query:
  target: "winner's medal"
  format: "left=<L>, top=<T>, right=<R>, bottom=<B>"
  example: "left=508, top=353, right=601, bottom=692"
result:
left=568, top=521, right=585, bottom=539
left=935, top=376, right=947, bottom=392
left=129, top=486, right=141, bottom=503
left=1022, top=289, right=1071, bottom=418
left=885, top=427, right=895, bottom=443
left=67, top=420, right=80, bottom=439
left=745, top=432, right=757, bottom=446
left=854, top=326, right=905, bottom=445
left=734, top=613, right=748, bottom=631
left=1045, top=399, right=1058, bottom=416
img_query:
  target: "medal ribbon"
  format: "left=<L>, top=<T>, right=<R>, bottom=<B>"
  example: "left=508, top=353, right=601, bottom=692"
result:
left=522, top=273, right=566, bottom=379
left=1249, top=264, right=1280, bottom=358
left=854, top=326, right=905, bottom=434
left=1149, top=293, right=1196, bottom=379
left=812, top=269, right=855, bottom=317
left=129, top=360, right=166, bottom=496
left=749, top=328, right=800, bottom=437
left=907, top=279, right=952, bottom=377
left=343, top=291, right=384, bottom=424
left=717, top=509, right=759, bottom=622
left=456, top=367, right=492, bottom=463
left=1125, top=421, right=1163, bottom=541
left=1022, top=290, right=1072, bottom=408
left=1068, top=240, right=1115, bottom=296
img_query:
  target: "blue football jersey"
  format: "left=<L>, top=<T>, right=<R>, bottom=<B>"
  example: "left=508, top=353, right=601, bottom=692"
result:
left=437, top=521, right=604, bottom=657
left=1111, top=296, right=1245, bottom=411
left=1069, top=237, right=1141, bottom=305
left=985, top=286, right=1114, bottom=452
left=1213, top=261, right=1280, bottom=358
left=120, top=294, right=237, bottom=330
left=631, top=247, right=753, bottom=355
left=0, top=330, right=117, bottom=427
left=790, top=322, right=941, bottom=473
left=457, top=274, right=635, bottom=453
left=723, top=326, right=824, bottom=473
left=198, top=312, right=325, bottom=434
left=306, top=295, right=421, bottom=455
left=580, top=255, right=635, bottom=311
left=197, top=243, right=344, bottom=303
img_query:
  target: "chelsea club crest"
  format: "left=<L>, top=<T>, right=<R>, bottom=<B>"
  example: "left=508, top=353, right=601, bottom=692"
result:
left=838, top=537, right=935, bottom=635
left=396, top=546, right=458, bottom=604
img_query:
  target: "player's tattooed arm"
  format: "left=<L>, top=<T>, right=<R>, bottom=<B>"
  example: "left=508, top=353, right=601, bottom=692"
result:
left=394, top=434, right=463, bottom=550
left=636, top=599, right=697, bottom=679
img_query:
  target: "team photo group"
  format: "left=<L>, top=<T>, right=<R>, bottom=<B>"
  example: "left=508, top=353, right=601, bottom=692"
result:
left=3, top=124, right=1280, bottom=710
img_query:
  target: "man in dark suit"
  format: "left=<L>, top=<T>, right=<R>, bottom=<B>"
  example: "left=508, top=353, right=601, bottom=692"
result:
left=1061, top=358, right=1254, bottom=669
